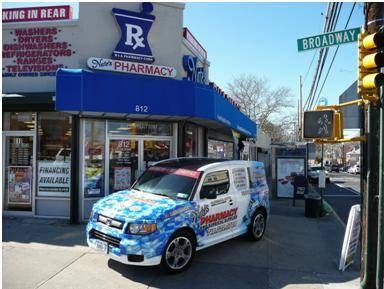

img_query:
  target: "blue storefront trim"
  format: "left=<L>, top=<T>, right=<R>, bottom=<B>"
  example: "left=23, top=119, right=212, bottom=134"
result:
left=55, top=69, right=256, bottom=137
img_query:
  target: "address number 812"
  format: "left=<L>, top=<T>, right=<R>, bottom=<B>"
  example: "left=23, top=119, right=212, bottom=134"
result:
left=135, top=105, right=149, bottom=113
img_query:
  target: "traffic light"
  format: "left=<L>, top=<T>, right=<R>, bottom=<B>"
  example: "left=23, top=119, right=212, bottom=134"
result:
left=358, top=29, right=384, bottom=98
left=303, top=110, right=343, bottom=140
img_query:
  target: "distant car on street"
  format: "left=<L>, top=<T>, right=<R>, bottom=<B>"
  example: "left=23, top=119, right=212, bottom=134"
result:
left=348, top=164, right=360, bottom=174
left=307, top=166, right=330, bottom=184
left=330, top=164, right=340, bottom=173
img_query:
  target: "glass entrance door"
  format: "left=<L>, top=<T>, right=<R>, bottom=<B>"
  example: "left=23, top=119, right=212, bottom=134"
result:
left=109, top=138, right=138, bottom=193
left=3, top=134, right=35, bottom=212
left=143, top=140, right=171, bottom=169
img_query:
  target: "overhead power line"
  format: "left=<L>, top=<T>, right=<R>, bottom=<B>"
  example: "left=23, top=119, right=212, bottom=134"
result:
left=304, top=2, right=339, bottom=110
left=312, top=2, right=356, bottom=108
left=309, top=3, right=343, bottom=109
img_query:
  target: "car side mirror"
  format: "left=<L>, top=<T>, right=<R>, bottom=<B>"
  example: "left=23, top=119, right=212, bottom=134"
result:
left=200, top=187, right=217, bottom=199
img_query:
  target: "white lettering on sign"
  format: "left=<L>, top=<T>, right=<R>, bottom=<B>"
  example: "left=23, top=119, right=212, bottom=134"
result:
left=125, top=24, right=145, bottom=50
left=87, top=57, right=177, bottom=78
left=2, top=6, right=72, bottom=23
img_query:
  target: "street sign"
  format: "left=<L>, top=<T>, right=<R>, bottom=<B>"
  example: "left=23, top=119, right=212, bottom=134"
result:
left=303, top=110, right=334, bottom=139
left=297, top=27, right=360, bottom=52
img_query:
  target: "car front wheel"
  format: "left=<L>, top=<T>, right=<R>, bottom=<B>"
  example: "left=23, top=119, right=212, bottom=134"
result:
left=248, top=209, right=267, bottom=241
left=161, top=230, right=195, bottom=273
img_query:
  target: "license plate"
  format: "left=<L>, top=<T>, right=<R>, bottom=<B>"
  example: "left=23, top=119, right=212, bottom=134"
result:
left=95, top=239, right=108, bottom=254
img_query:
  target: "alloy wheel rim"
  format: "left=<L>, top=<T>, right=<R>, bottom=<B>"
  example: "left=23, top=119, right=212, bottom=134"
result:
left=253, top=214, right=265, bottom=238
left=165, top=236, right=192, bottom=270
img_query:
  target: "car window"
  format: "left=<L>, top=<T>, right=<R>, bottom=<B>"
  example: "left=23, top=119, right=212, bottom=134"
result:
left=201, top=170, right=230, bottom=197
left=232, top=167, right=248, bottom=191
left=133, top=166, right=200, bottom=199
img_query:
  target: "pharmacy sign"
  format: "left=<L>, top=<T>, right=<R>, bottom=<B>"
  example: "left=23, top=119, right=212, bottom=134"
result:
left=297, top=27, right=360, bottom=52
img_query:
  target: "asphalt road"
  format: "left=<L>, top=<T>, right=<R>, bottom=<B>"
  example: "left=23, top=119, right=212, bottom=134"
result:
left=317, top=172, right=361, bottom=226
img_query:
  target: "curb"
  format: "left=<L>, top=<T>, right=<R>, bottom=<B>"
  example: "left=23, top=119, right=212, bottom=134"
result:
left=323, top=199, right=346, bottom=229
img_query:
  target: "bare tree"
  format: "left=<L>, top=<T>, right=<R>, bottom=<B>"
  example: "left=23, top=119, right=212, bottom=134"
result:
left=227, top=74, right=295, bottom=141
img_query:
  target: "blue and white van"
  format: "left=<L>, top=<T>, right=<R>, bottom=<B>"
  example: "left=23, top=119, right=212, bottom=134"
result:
left=87, top=158, right=269, bottom=272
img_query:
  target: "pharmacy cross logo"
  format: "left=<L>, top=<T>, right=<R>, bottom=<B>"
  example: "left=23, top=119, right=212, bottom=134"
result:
left=112, top=3, right=155, bottom=63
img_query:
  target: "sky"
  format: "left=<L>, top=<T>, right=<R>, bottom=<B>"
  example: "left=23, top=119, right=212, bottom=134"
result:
left=3, top=2, right=364, bottom=109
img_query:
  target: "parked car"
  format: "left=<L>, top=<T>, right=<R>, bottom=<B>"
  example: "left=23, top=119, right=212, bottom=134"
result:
left=86, top=158, right=270, bottom=273
left=307, top=166, right=330, bottom=184
left=330, top=164, right=340, bottom=173
left=348, top=164, right=360, bottom=174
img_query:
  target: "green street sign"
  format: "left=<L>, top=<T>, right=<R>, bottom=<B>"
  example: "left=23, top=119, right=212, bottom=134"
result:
left=297, top=27, right=361, bottom=52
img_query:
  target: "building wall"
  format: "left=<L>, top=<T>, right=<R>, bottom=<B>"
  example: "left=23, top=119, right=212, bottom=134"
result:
left=2, top=20, right=79, bottom=93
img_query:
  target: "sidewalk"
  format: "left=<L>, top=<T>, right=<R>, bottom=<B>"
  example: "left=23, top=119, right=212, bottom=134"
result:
left=2, top=199, right=360, bottom=289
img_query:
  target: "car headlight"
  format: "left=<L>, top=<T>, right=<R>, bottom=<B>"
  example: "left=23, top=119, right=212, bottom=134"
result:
left=127, top=223, right=157, bottom=235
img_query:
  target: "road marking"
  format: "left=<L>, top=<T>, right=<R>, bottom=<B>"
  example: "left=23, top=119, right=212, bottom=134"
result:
left=324, top=200, right=346, bottom=228
left=333, top=182, right=360, bottom=195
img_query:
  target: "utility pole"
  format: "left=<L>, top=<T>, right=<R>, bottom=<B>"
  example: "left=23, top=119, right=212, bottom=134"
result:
left=299, top=75, right=303, bottom=141
left=360, top=3, right=382, bottom=289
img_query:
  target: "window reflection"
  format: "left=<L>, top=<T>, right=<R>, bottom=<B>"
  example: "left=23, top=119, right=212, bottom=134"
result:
left=84, top=120, right=105, bottom=198
left=208, top=139, right=233, bottom=159
left=108, top=121, right=172, bottom=136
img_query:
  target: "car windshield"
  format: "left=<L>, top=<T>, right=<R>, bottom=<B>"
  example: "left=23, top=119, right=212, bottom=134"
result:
left=132, top=166, right=201, bottom=200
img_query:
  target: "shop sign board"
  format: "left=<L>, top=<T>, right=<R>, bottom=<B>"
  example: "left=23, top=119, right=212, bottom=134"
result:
left=182, top=27, right=207, bottom=60
left=112, top=4, right=155, bottom=63
left=2, top=27, right=74, bottom=78
left=38, top=161, right=70, bottom=197
left=183, top=55, right=206, bottom=84
left=8, top=166, right=32, bottom=205
left=297, top=27, right=360, bottom=52
left=87, top=57, right=177, bottom=78
left=339, top=204, right=361, bottom=271
left=2, top=5, right=72, bottom=23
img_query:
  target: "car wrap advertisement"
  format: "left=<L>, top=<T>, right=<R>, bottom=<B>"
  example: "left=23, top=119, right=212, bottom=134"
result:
left=86, top=161, right=269, bottom=266
left=276, top=158, right=305, bottom=198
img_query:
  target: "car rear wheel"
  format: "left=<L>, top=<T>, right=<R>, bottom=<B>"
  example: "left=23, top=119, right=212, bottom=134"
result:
left=248, top=209, right=267, bottom=241
left=161, top=230, right=195, bottom=273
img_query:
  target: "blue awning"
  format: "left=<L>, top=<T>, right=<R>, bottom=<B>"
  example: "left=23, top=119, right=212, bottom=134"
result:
left=55, top=69, right=256, bottom=137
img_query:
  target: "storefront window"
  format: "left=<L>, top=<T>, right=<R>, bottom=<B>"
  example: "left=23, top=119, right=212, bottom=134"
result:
left=184, top=124, right=198, bottom=157
left=3, top=136, right=34, bottom=211
left=108, top=121, right=172, bottom=136
left=208, top=139, right=234, bottom=159
left=109, top=139, right=138, bottom=193
left=144, top=140, right=171, bottom=168
left=84, top=120, right=105, bottom=198
left=3, top=112, right=36, bottom=131
left=37, top=112, right=72, bottom=197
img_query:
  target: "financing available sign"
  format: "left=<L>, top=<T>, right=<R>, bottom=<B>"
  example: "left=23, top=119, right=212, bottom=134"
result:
left=297, top=27, right=360, bottom=52
left=38, top=161, right=70, bottom=197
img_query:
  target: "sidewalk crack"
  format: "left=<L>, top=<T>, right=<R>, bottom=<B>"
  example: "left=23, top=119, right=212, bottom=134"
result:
left=35, top=252, right=88, bottom=289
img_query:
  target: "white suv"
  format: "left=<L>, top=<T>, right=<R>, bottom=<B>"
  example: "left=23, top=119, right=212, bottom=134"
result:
left=87, top=158, right=270, bottom=273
